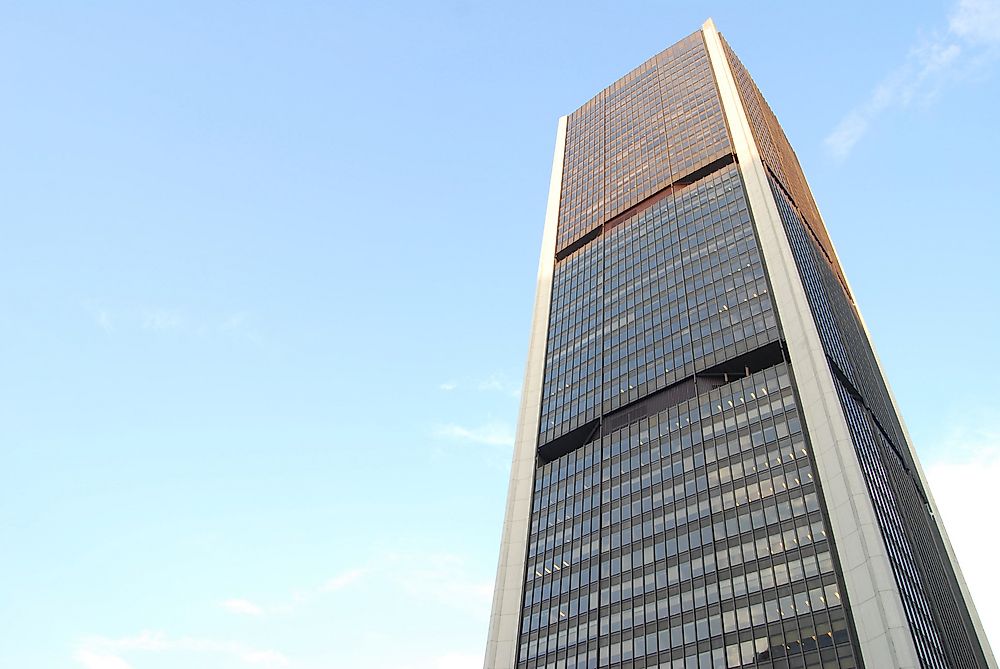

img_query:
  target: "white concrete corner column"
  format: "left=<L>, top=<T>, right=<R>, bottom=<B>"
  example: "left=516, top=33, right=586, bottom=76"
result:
left=483, top=115, right=567, bottom=669
left=701, top=18, right=921, bottom=669
left=853, top=301, right=998, bottom=668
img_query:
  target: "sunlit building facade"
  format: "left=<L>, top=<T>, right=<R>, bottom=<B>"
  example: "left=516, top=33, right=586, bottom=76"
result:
left=484, top=20, right=996, bottom=669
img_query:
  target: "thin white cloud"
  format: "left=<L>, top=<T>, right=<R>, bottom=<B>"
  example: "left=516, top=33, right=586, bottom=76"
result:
left=141, top=307, right=184, bottom=331
left=826, top=0, right=1000, bottom=159
left=398, top=553, right=494, bottom=616
left=220, top=553, right=489, bottom=622
left=75, top=631, right=289, bottom=668
left=74, top=649, right=133, bottom=669
left=433, top=422, right=515, bottom=447
left=221, top=598, right=265, bottom=616
left=82, top=301, right=117, bottom=334
left=476, top=375, right=506, bottom=392
left=96, top=309, right=115, bottom=333
left=477, top=373, right=521, bottom=398
left=220, top=311, right=253, bottom=334
left=322, top=567, right=366, bottom=592
left=437, top=374, right=520, bottom=396
left=126, top=552, right=489, bottom=669
left=925, top=418, right=1000, bottom=647
left=950, top=0, right=1000, bottom=44
left=82, top=302, right=260, bottom=340
left=220, top=567, right=368, bottom=617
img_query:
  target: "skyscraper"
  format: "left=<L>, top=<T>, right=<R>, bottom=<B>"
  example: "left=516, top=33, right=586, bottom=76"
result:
left=484, top=19, right=996, bottom=669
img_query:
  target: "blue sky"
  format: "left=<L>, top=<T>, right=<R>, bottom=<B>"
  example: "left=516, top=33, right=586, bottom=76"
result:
left=1, top=1, right=998, bottom=667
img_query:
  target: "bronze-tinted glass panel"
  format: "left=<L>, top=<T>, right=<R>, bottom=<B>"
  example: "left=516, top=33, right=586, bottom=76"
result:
left=555, top=32, right=731, bottom=254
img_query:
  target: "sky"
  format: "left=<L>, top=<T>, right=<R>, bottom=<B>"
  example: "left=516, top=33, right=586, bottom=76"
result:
left=1, top=1, right=999, bottom=667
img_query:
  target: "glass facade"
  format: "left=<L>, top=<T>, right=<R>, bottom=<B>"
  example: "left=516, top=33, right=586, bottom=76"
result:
left=489, top=22, right=992, bottom=669
left=519, top=31, right=866, bottom=669
left=556, top=32, right=731, bottom=254
left=722, top=36, right=990, bottom=669
left=522, top=364, right=858, bottom=668
left=540, top=164, right=780, bottom=447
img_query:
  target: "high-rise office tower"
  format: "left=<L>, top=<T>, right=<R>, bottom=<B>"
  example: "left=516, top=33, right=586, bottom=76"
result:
left=484, top=19, right=996, bottom=669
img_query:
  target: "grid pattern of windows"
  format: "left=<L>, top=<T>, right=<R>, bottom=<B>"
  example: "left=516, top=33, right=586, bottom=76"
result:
left=540, top=165, right=780, bottom=446
left=518, top=365, right=859, bottom=669
left=556, top=32, right=730, bottom=253
left=718, top=36, right=846, bottom=297
left=543, top=241, right=604, bottom=439
left=770, top=177, right=989, bottom=669
left=488, top=20, right=995, bottom=669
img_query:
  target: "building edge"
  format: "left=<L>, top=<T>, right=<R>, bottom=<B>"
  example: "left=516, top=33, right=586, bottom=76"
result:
left=701, top=18, right=922, bottom=668
left=484, top=115, right=567, bottom=669
left=849, top=283, right=998, bottom=668
left=704, top=19, right=996, bottom=666
left=788, top=98, right=995, bottom=659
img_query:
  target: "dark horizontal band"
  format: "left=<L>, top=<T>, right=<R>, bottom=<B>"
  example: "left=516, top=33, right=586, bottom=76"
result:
left=554, top=152, right=738, bottom=262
